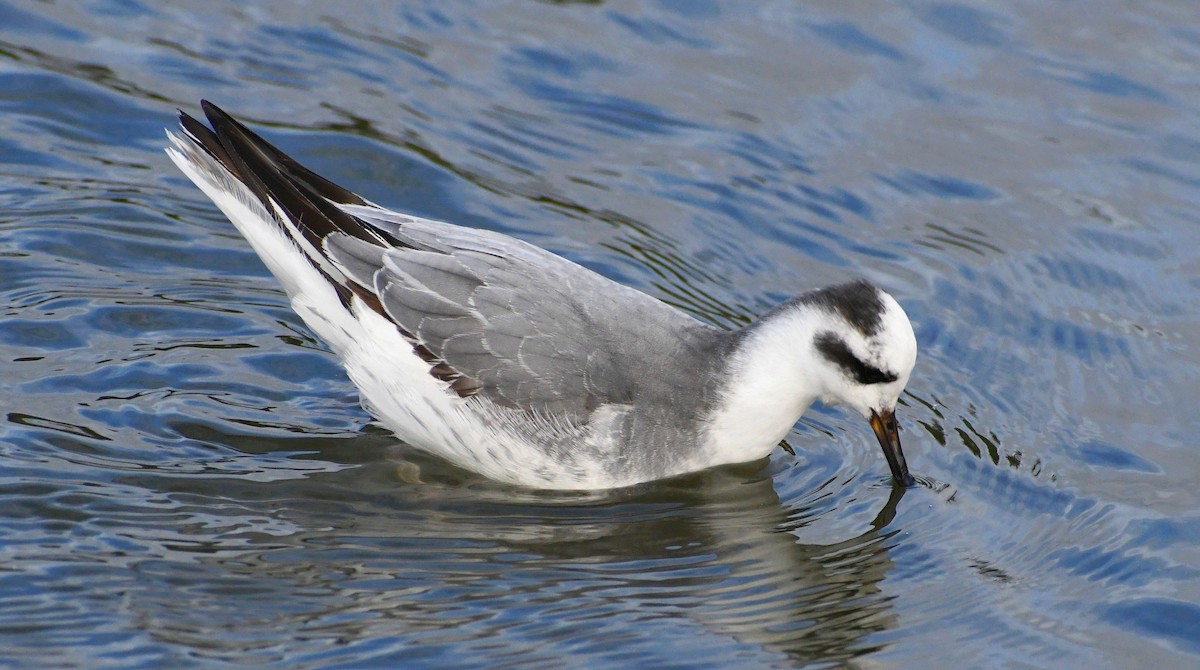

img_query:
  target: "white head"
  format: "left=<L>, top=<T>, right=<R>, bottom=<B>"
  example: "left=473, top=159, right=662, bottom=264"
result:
left=802, top=281, right=918, bottom=484
left=807, top=284, right=917, bottom=415
left=702, top=280, right=918, bottom=483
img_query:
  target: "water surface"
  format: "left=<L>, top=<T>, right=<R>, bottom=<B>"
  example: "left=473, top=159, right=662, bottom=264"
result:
left=2, top=1, right=1199, bottom=667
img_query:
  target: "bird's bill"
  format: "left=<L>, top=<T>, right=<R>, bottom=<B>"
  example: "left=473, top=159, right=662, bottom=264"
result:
left=869, top=408, right=915, bottom=486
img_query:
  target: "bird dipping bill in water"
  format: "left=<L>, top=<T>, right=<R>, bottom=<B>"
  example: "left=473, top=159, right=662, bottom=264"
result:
left=166, top=101, right=919, bottom=491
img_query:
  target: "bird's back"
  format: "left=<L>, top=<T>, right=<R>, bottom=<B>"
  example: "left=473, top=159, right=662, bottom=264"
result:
left=167, top=101, right=737, bottom=488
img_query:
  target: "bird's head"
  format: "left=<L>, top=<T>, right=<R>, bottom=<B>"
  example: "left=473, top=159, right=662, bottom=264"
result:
left=804, top=281, right=918, bottom=485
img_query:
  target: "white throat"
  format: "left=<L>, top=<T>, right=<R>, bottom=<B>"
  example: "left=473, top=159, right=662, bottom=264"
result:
left=700, top=307, right=826, bottom=466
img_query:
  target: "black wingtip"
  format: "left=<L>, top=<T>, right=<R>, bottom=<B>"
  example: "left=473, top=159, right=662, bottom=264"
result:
left=200, top=99, right=234, bottom=128
left=184, top=99, right=385, bottom=249
left=198, top=99, right=249, bottom=146
left=175, top=105, right=231, bottom=171
left=189, top=100, right=370, bottom=209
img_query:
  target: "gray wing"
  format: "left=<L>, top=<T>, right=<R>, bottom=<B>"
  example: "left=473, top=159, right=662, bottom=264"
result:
left=171, top=101, right=712, bottom=422
left=326, top=205, right=707, bottom=418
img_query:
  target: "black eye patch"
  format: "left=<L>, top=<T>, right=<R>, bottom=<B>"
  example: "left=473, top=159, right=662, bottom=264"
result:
left=814, top=332, right=898, bottom=385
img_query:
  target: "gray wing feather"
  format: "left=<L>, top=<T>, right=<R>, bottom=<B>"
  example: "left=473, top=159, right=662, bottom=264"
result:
left=385, top=250, right=482, bottom=306
left=337, top=204, right=712, bottom=418
left=324, top=233, right=385, bottom=288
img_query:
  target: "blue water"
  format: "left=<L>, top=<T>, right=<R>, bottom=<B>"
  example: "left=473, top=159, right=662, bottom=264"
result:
left=2, top=1, right=1199, bottom=667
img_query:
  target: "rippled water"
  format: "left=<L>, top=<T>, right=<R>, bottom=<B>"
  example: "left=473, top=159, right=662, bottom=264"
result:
left=2, top=1, right=1199, bottom=667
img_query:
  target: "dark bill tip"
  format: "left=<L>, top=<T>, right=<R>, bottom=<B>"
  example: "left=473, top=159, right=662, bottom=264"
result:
left=869, top=408, right=915, bottom=487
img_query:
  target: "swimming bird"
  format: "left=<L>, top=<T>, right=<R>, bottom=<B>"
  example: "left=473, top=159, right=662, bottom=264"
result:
left=165, top=101, right=918, bottom=491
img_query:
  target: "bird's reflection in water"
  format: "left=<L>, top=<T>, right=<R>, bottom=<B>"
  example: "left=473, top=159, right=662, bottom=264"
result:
left=122, top=431, right=912, bottom=667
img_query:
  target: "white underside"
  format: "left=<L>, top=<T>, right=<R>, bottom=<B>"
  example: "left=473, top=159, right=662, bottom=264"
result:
left=166, top=132, right=653, bottom=489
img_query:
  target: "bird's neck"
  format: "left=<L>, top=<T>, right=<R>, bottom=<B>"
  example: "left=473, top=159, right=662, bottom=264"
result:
left=700, top=308, right=825, bottom=466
